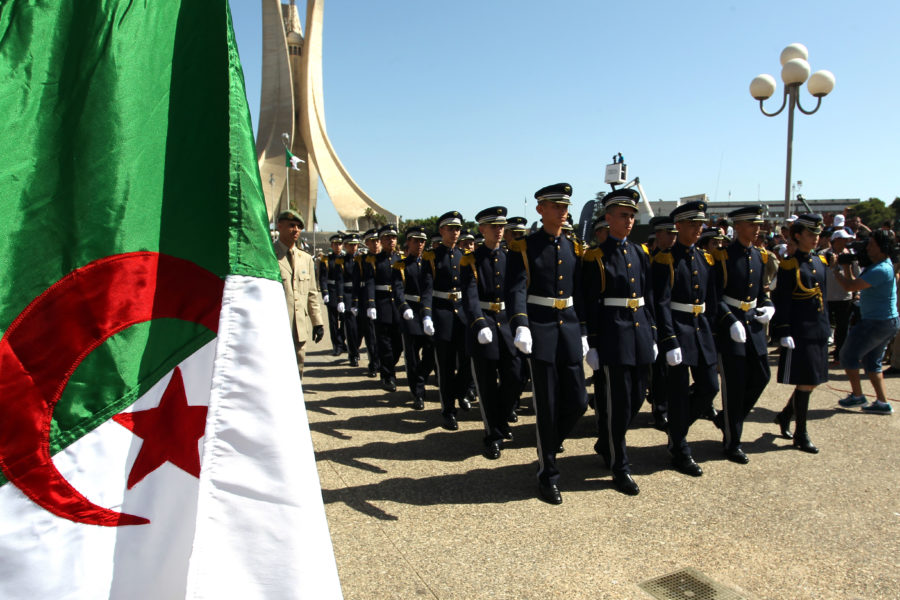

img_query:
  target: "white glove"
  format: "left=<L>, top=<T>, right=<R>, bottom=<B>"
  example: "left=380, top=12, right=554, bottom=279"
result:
left=729, top=321, right=747, bottom=344
left=666, top=347, right=683, bottom=367
left=586, top=348, right=600, bottom=371
left=514, top=326, right=532, bottom=354
left=337, top=302, right=345, bottom=314
left=780, top=336, right=795, bottom=349
left=755, top=305, right=775, bottom=324
left=653, top=343, right=659, bottom=361
left=323, top=294, right=330, bottom=304
left=366, top=307, right=377, bottom=320
left=423, top=316, right=435, bottom=336
left=350, top=307, right=358, bottom=317
left=477, top=327, right=493, bottom=345
left=581, top=335, right=589, bottom=358
left=402, top=308, right=414, bottom=321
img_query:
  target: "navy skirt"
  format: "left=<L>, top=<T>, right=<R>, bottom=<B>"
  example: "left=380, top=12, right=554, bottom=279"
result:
left=777, top=341, right=828, bottom=386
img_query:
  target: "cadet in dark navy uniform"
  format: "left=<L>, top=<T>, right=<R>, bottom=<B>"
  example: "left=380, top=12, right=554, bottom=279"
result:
left=710, top=206, right=774, bottom=463
left=461, top=206, right=519, bottom=459
left=364, top=224, right=404, bottom=392
left=646, top=215, right=678, bottom=431
left=507, top=183, right=588, bottom=504
left=771, top=214, right=828, bottom=454
left=392, top=225, right=435, bottom=410
left=503, top=215, right=531, bottom=418
left=652, top=201, right=719, bottom=477
left=422, top=211, right=469, bottom=430
left=336, top=232, right=362, bottom=367
left=583, top=189, right=657, bottom=496
left=358, top=229, right=381, bottom=377
left=320, top=234, right=348, bottom=356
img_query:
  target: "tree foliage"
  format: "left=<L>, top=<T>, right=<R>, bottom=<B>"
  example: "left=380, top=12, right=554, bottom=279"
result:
left=850, top=197, right=892, bottom=229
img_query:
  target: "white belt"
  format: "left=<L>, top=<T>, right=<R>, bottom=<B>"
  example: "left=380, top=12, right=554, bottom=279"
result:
left=479, top=300, right=505, bottom=312
left=434, top=290, right=462, bottom=302
left=375, top=284, right=392, bottom=292
left=343, top=283, right=353, bottom=290
left=327, top=279, right=336, bottom=285
left=671, top=301, right=706, bottom=315
left=604, top=297, right=644, bottom=310
left=724, top=296, right=757, bottom=311
left=404, top=294, right=422, bottom=303
left=527, top=295, right=573, bottom=309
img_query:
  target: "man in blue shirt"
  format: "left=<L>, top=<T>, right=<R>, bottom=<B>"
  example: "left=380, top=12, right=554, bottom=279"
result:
left=833, top=229, right=899, bottom=414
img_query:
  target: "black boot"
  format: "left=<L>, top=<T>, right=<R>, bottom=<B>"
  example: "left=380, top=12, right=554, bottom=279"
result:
left=791, top=390, right=819, bottom=453
left=774, top=393, right=794, bottom=439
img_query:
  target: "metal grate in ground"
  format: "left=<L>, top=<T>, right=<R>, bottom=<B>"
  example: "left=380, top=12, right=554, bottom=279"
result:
left=639, top=567, right=746, bottom=600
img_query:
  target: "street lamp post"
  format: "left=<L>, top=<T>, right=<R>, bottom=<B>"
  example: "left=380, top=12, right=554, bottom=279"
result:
left=750, top=43, right=835, bottom=221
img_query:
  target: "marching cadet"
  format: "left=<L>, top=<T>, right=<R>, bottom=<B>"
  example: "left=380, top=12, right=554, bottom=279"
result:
left=459, top=229, right=476, bottom=253
left=430, top=233, right=442, bottom=251
left=392, top=225, right=435, bottom=410
left=504, top=217, right=529, bottom=245
left=652, top=200, right=719, bottom=478
left=422, top=211, right=471, bottom=430
left=507, top=183, right=588, bottom=505
left=710, top=206, right=775, bottom=463
left=771, top=214, right=829, bottom=454
left=364, top=224, right=404, bottom=392
left=358, top=229, right=381, bottom=378
left=591, top=214, right=609, bottom=247
left=336, top=232, right=362, bottom=367
left=646, top=215, right=678, bottom=431
left=319, top=233, right=348, bottom=356
left=461, top=206, right=519, bottom=460
left=583, top=189, right=657, bottom=496
left=504, top=214, right=532, bottom=417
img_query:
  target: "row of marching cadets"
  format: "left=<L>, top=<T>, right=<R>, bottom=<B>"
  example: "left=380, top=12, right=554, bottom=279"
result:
left=319, top=184, right=829, bottom=505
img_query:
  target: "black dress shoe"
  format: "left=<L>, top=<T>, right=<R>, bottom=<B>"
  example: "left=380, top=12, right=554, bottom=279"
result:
left=458, top=397, right=472, bottom=411
left=349, top=357, right=359, bottom=367
left=556, top=444, right=564, bottom=454
left=483, top=441, right=502, bottom=460
left=793, top=433, right=819, bottom=454
left=366, top=368, right=377, bottom=378
left=672, top=455, right=703, bottom=477
left=381, top=379, right=397, bottom=393
left=612, top=472, right=640, bottom=496
left=507, top=412, right=518, bottom=423
left=724, top=448, right=749, bottom=464
left=412, top=396, right=425, bottom=410
left=538, top=482, right=562, bottom=505
left=712, top=411, right=724, bottom=431
left=652, top=413, right=669, bottom=432
left=501, top=429, right=514, bottom=442
left=331, top=347, right=341, bottom=356
left=442, top=415, right=458, bottom=431
left=774, top=412, right=793, bottom=439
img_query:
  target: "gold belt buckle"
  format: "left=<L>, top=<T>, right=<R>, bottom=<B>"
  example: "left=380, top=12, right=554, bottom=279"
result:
left=626, top=298, right=640, bottom=311
left=490, top=302, right=502, bottom=312
left=739, top=301, right=752, bottom=311
left=449, top=292, right=460, bottom=302
left=553, top=298, right=568, bottom=310
left=692, top=304, right=704, bottom=316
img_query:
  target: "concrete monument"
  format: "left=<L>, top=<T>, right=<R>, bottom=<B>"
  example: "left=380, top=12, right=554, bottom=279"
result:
left=256, top=0, right=396, bottom=229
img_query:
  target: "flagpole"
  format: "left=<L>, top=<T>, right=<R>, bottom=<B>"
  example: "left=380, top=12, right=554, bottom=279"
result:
left=281, top=133, right=291, bottom=216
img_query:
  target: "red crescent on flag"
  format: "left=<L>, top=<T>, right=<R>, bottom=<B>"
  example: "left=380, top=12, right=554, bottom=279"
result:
left=0, top=252, right=224, bottom=526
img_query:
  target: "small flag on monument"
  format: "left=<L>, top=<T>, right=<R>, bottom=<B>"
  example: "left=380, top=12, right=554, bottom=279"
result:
left=0, top=2, right=342, bottom=599
left=286, top=147, right=305, bottom=171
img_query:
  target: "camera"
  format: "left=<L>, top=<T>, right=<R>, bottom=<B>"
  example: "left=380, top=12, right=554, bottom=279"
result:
left=837, top=239, right=871, bottom=268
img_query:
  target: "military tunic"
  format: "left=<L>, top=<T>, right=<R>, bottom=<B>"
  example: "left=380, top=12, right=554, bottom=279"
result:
left=392, top=254, right=435, bottom=401
left=364, top=250, right=404, bottom=384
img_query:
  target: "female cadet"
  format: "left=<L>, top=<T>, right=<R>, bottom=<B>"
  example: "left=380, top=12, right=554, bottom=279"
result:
left=771, top=214, right=829, bottom=453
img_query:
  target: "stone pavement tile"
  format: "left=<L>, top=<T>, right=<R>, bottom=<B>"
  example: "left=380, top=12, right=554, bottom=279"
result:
left=302, top=342, right=899, bottom=599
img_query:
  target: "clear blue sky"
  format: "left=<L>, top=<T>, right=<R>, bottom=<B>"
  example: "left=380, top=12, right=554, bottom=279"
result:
left=228, top=1, right=899, bottom=231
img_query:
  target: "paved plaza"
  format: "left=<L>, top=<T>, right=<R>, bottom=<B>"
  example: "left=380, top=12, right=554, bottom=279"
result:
left=303, top=338, right=899, bottom=599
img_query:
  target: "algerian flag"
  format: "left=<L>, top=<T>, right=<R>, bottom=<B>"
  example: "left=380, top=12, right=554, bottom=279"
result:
left=0, top=2, right=341, bottom=599
left=286, top=147, right=305, bottom=171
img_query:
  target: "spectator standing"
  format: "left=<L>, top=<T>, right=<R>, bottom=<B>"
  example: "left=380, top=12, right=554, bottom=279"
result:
left=833, top=230, right=900, bottom=414
left=824, top=229, right=859, bottom=364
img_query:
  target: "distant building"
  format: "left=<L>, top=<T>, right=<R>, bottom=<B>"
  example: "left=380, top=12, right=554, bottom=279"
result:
left=641, top=198, right=860, bottom=224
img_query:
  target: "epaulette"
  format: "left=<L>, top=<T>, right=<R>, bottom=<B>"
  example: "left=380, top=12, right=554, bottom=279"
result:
left=422, top=250, right=435, bottom=261
left=335, top=257, right=344, bottom=267
left=508, top=238, right=526, bottom=253
left=760, top=250, right=769, bottom=264
left=651, top=251, right=673, bottom=265
left=818, top=253, right=829, bottom=267
left=583, top=247, right=603, bottom=262
left=355, top=254, right=364, bottom=266
left=779, top=257, right=798, bottom=270
left=573, top=239, right=584, bottom=257
left=365, top=255, right=376, bottom=266
left=391, top=261, right=404, bottom=271
left=712, top=248, right=728, bottom=262
left=703, top=250, right=715, bottom=266
left=460, top=253, right=475, bottom=267
left=640, top=243, right=650, bottom=255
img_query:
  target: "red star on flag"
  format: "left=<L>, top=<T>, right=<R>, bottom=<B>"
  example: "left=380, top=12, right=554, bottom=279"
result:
left=112, top=367, right=208, bottom=489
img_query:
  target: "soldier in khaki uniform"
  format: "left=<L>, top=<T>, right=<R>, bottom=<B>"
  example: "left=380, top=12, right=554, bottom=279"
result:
left=273, top=209, right=324, bottom=373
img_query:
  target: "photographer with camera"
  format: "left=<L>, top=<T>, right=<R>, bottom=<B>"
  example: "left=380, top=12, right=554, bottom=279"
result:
left=825, top=229, right=860, bottom=364
left=833, top=229, right=899, bottom=414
